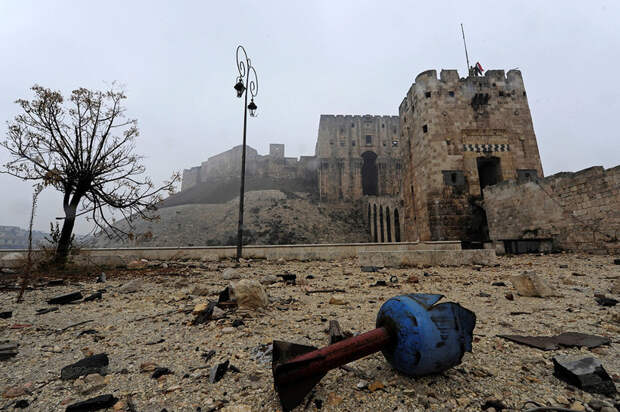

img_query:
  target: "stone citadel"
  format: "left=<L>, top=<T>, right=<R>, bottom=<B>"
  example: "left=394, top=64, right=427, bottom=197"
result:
left=179, top=68, right=618, bottom=253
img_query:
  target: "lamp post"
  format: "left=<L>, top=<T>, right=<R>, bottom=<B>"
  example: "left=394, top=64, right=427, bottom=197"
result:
left=234, top=45, right=258, bottom=261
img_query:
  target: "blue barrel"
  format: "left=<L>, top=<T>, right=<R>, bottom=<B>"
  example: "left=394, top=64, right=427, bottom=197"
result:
left=376, top=294, right=476, bottom=376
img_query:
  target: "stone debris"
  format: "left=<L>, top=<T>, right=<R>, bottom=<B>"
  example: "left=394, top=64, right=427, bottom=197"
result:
left=61, top=353, right=109, bottom=380
left=0, top=341, right=19, bottom=360
left=36, top=307, right=59, bottom=315
left=0, top=311, right=12, bottom=319
left=74, top=373, right=107, bottom=395
left=361, top=266, right=378, bottom=272
left=510, top=272, right=558, bottom=297
left=151, top=367, right=173, bottom=379
left=65, top=394, right=118, bottom=412
left=594, top=294, right=618, bottom=307
left=118, top=279, right=142, bottom=293
left=229, top=279, right=268, bottom=310
left=219, top=404, right=252, bottom=412
left=47, top=291, right=83, bottom=305
left=259, top=274, right=278, bottom=285
left=222, top=268, right=240, bottom=280
left=552, top=355, right=617, bottom=397
left=2, top=254, right=619, bottom=411
left=499, top=332, right=611, bottom=351
left=126, top=260, right=147, bottom=270
left=329, top=295, right=348, bottom=305
left=96, top=273, right=106, bottom=283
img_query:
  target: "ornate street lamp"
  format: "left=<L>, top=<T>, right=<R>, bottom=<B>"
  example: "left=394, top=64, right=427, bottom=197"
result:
left=234, top=45, right=258, bottom=261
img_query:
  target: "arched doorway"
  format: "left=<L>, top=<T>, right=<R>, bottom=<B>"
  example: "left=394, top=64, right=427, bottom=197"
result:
left=379, top=206, right=385, bottom=242
left=386, top=207, right=392, bottom=242
left=394, top=209, right=401, bottom=242
left=361, top=151, right=378, bottom=196
left=373, top=204, right=378, bottom=243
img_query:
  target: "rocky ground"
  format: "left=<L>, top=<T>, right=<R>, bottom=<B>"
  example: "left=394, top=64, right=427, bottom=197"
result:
left=0, top=253, right=619, bottom=412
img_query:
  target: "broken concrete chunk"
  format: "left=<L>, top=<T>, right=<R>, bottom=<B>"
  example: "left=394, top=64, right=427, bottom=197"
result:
left=552, top=355, right=617, bottom=397
left=229, top=279, right=268, bottom=310
left=47, top=291, right=83, bottom=305
left=260, top=274, right=279, bottom=285
left=191, top=301, right=218, bottom=325
left=61, top=353, right=109, bottom=380
left=151, top=367, right=173, bottom=379
left=361, top=266, right=378, bottom=272
left=510, top=272, right=558, bottom=297
left=65, top=394, right=118, bottom=412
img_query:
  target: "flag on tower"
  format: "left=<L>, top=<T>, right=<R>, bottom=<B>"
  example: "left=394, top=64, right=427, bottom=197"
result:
left=476, top=62, right=484, bottom=73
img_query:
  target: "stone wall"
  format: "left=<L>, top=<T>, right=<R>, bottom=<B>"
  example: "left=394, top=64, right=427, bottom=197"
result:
left=483, top=165, right=620, bottom=254
left=181, top=144, right=318, bottom=192
left=317, top=115, right=401, bottom=201
left=399, top=69, right=543, bottom=243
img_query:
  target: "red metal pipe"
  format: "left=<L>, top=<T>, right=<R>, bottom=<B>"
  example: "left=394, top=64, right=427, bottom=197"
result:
left=274, top=327, right=392, bottom=383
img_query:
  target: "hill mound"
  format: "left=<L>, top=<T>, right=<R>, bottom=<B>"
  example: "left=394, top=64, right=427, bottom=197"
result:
left=93, top=190, right=369, bottom=247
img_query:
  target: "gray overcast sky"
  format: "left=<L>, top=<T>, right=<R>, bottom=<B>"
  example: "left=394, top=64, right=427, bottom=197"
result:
left=1, top=0, right=619, bottom=233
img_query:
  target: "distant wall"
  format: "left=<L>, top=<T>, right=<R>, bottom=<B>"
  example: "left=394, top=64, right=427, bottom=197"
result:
left=484, top=165, right=620, bottom=254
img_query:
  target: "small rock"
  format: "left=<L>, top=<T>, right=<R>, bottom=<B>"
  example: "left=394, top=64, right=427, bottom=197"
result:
left=65, top=394, right=118, bottom=412
left=361, top=266, right=377, bottom=272
left=589, top=399, right=614, bottom=410
left=492, top=281, right=506, bottom=287
left=0, top=341, right=18, bottom=360
left=151, top=367, right=173, bottom=379
left=222, top=268, right=240, bottom=280
left=76, top=373, right=106, bottom=395
left=559, top=264, right=569, bottom=268
left=222, top=327, right=235, bottom=334
left=211, top=306, right=225, bottom=320
left=14, top=399, right=29, bottom=409
left=505, top=293, right=514, bottom=301
left=191, top=285, right=210, bottom=296
left=260, top=274, right=279, bottom=285
left=406, top=275, right=419, bottom=283
left=595, top=295, right=618, bottom=307
left=96, top=273, right=106, bottom=283
left=229, top=279, right=268, bottom=310
left=232, top=319, right=244, bottom=327
left=139, top=362, right=158, bottom=372
left=329, top=295, right=348, bottom=305
left=209, top=360, right=229, bottom=383
left=126, top=260, right=147, bottom=270
left=356, top=380, right=368, bottom=390
left=511, top=272, right=558, bottom=297
left=61, top=354, right=109, bottom=380
left=478, top=292, right=491, bottom=298
left=368, top=380, right=384, bottom=392
left=119, top=279, right=142, bottom=294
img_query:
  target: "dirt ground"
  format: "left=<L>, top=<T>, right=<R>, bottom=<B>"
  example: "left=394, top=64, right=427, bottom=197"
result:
left=0, top=253, right=619, bottom=412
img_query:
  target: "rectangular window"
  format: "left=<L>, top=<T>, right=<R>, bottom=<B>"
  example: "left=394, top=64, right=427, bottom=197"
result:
left=425, top=91, right=431, bottom=98
left=448, top=91, right=455, bottom=97
left=351, top=140, right=356, bottom=146
left=422, top=125, right=428, bottom=133
left=365, top=135, right=372, bottom=145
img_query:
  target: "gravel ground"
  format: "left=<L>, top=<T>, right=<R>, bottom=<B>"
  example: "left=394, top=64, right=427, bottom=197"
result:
left=0, top=253, right=619, bottom=412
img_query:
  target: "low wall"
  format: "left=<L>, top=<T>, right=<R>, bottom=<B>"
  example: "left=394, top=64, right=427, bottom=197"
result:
left=358, top=249, right=497, bottom=267
left=483, top=165, right=620, bottom=254
left=0, top=241, right=461, bottom=268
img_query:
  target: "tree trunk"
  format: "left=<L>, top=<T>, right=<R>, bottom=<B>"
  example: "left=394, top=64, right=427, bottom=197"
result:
left=54, top=207, right=76, bottom=265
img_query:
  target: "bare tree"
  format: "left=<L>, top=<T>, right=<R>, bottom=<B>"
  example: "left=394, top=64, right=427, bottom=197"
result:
left=1, top=85, right=179, bottom=264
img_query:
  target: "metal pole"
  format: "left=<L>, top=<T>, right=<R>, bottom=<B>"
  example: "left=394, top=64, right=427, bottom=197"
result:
left=461, top=23, right=470, bottom=74
left=236, top=69, right=250, bottom=261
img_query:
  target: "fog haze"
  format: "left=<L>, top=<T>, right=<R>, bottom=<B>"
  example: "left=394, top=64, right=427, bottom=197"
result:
left=1, top=0, right=618, bottom=233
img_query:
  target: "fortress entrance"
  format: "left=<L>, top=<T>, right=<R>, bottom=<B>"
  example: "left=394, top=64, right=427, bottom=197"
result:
left=477, top=156, right=502, bottom=195
left=361, top=151, right=378, bottom=196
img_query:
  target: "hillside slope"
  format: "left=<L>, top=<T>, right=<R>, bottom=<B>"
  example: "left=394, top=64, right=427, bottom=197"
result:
left=93, top=190, right=369, bottom=247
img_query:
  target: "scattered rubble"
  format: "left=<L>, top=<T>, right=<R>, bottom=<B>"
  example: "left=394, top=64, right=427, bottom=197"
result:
left=229, top=279, right=268, bottom=310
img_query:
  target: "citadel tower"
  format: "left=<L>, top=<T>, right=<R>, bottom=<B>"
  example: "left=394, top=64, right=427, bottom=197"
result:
left=399, top=69, right=543, bottom=243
